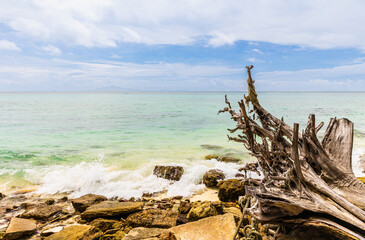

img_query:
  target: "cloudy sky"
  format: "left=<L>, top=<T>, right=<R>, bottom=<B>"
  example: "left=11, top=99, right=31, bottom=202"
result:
left=1, top=0, right=365, bottom=91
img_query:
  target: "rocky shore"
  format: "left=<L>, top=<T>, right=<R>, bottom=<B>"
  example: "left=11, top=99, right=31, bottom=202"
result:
left=1, top=163, right=364, bottom=240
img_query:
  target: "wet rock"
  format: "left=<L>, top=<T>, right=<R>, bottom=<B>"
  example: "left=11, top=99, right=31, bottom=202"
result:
left=170, top=213, right=236, bottom=240
left=126, top=209, right=178, bottom=228
left=45, top=199, right=55, bottom=205
left=178, top=201, right=191, bottom=214
left=81, top=201, right=143, bottom=220
left=204, top=154, right=219, bottom=160
left=20, top=203, right=62, bottom=220
left=71, top=194, right=107, bottom=213
left=0, top=192, right=5, bottom=200
left=203, top=169, right=225, bottom=187
left=41, top=226, right=64, bottom=237
left=235, top=173, right=245, bottom=178
left=123, top=227, right=177, bottom=240
left=3, top=217, right=36, bottom=240
left=187, top=201, right=217, bottom=221
left=90, top=218, right=124, bottom=232
left=218, top=156, right=241, bottom=163
left=153, top=166, right=184, bottom=181
left=44, top=225, right=100, bottom=240
left=200, top=144, right=223, bottom=150
left=217, top=179, right=245, bottom=202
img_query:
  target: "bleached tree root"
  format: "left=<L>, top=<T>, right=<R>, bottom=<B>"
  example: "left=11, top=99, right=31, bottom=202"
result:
left=220, top=66, right=365, bottom=240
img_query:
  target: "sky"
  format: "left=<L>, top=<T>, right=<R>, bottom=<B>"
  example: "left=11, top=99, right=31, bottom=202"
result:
left=1, top=0, right=365, bottom=91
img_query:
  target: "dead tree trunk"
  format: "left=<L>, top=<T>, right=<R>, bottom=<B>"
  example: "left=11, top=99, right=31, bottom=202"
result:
left=219, top=66, right=365, bottom=239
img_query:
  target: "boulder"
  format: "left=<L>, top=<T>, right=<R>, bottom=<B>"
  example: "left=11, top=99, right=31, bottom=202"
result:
left=20, top=203, right=62, bottom=220
left=71, top=194, right=107, bottom=213
left=217, top=179, right=245, bottom=202
left=187, top=201, right=217, bottom=221
left=170, top=213, right=236, bottom=240
left=217, top=156, right=241, bottom=163
left=123, top=227, right=178, bottom=240
left=126, top=209, right=178, bottom=228
left=81, top=201, right=143, bottom=220
left=203, top=169, right=225, bottom=187
left=178, top=201, right=191, bottom=214
left=153, top=166, right=184, bottom=181
left=44, top=225, right=100, bottom=240
left=3, top=217, right=36, bottom=240
left=204, top=154, right=219, bottom=160
left=90, top=218, right=124, bottom=232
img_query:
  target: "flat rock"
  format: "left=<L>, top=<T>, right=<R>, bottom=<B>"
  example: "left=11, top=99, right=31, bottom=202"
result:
left=44, top=225, right=99, bottom=240
left=20, top=203, right=62, bottom=220
left=204, top=154, right=219, bottom=160
left=81, top=201, right=143, bottom=220
left=3, top=217, right=37, bottom=240
left=153, top=166, right=184, bottom=181
left=90, top=218, right=124, bottom=232
left=123, top=227, right=177, bottom=240
left=71, top=194, right=107, bottom=212
left=170, top=213, right=236, bottom=240
left=126, top=209, right=178, bottom=228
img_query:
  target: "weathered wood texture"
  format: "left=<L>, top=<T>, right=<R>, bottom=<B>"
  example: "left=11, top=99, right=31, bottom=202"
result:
left=219, top=66, right=365, bottom=240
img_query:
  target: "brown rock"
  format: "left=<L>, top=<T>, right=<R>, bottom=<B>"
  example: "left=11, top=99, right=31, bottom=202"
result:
left=223, top=207, right=242, bottom=222
left=123, top=227, right=177, bottom=240
left=71, top=194, right=107, bottom=213
left=187, top=201, right=217, bottom=221
left=178, top=201, right=191, bottom=214
left=218, top=156, right=241, bottom=163
left=126, top=209, right=178, bottom=228
left=204, top=154, right=219, bottom=160
left=44, top=225, right=100, bottom=240
left=90, top=218, right=124, bottom=232
left=81, top=201, right=143, bottom=220
left=3, top=217, right=36, bottom=240
left=217, top=179, right=245, bottom=202
left=20, top=203, right=62, bottom=220
left=170, top=213, right=236, bottom=240
left=153, top=166, right=184, bottom=181
left=200, top=144, right=223, bottom=150
left=203, top=169, right=225, bottom=187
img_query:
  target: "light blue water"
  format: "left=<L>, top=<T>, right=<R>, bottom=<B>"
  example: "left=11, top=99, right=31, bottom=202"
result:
left=0, top=92, right=364, bottom=197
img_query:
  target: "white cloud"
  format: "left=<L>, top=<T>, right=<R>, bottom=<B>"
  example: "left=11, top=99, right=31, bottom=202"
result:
left=252, top=49, right=263, bottom=54
left=255, top=63, right=365, bottom=91
left=42, top=45, right=62, bottom=55
left=0, top=57, right=243, bottom=91
left=1, top=1, right=365, bottom=49
left=0, top=39, right=21, bottom=51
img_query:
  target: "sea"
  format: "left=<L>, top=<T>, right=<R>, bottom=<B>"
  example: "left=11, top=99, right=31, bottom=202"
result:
left=1, top=92, right=364, bottom=199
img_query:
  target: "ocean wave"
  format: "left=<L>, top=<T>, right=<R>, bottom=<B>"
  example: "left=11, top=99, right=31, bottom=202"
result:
left=36, top=159, right=249, bottom=199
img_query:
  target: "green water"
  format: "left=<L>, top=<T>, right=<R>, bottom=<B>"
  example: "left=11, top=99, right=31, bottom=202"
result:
left=1, top=92, right=365, bottom=197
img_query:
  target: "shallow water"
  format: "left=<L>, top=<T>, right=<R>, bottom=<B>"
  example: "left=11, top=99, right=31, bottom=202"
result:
left=1, top=92, right=364, bottom=198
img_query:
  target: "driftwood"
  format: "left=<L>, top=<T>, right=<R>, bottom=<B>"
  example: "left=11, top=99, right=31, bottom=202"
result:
left=219, top=66, right=365, bottom=239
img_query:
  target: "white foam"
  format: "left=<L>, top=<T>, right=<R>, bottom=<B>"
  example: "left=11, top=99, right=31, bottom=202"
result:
left=36, top=158, right=248, bottom=199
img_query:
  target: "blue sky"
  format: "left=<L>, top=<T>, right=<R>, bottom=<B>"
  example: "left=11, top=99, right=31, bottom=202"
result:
left=1, top=1, right=365, bottom=91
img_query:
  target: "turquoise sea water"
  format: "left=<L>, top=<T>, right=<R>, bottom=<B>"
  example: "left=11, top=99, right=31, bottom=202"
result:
left=1, top=92, right=365, bottom=198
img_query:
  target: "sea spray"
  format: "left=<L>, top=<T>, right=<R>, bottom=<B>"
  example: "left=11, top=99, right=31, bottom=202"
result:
left=37, top=158, right=247, bottom=199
